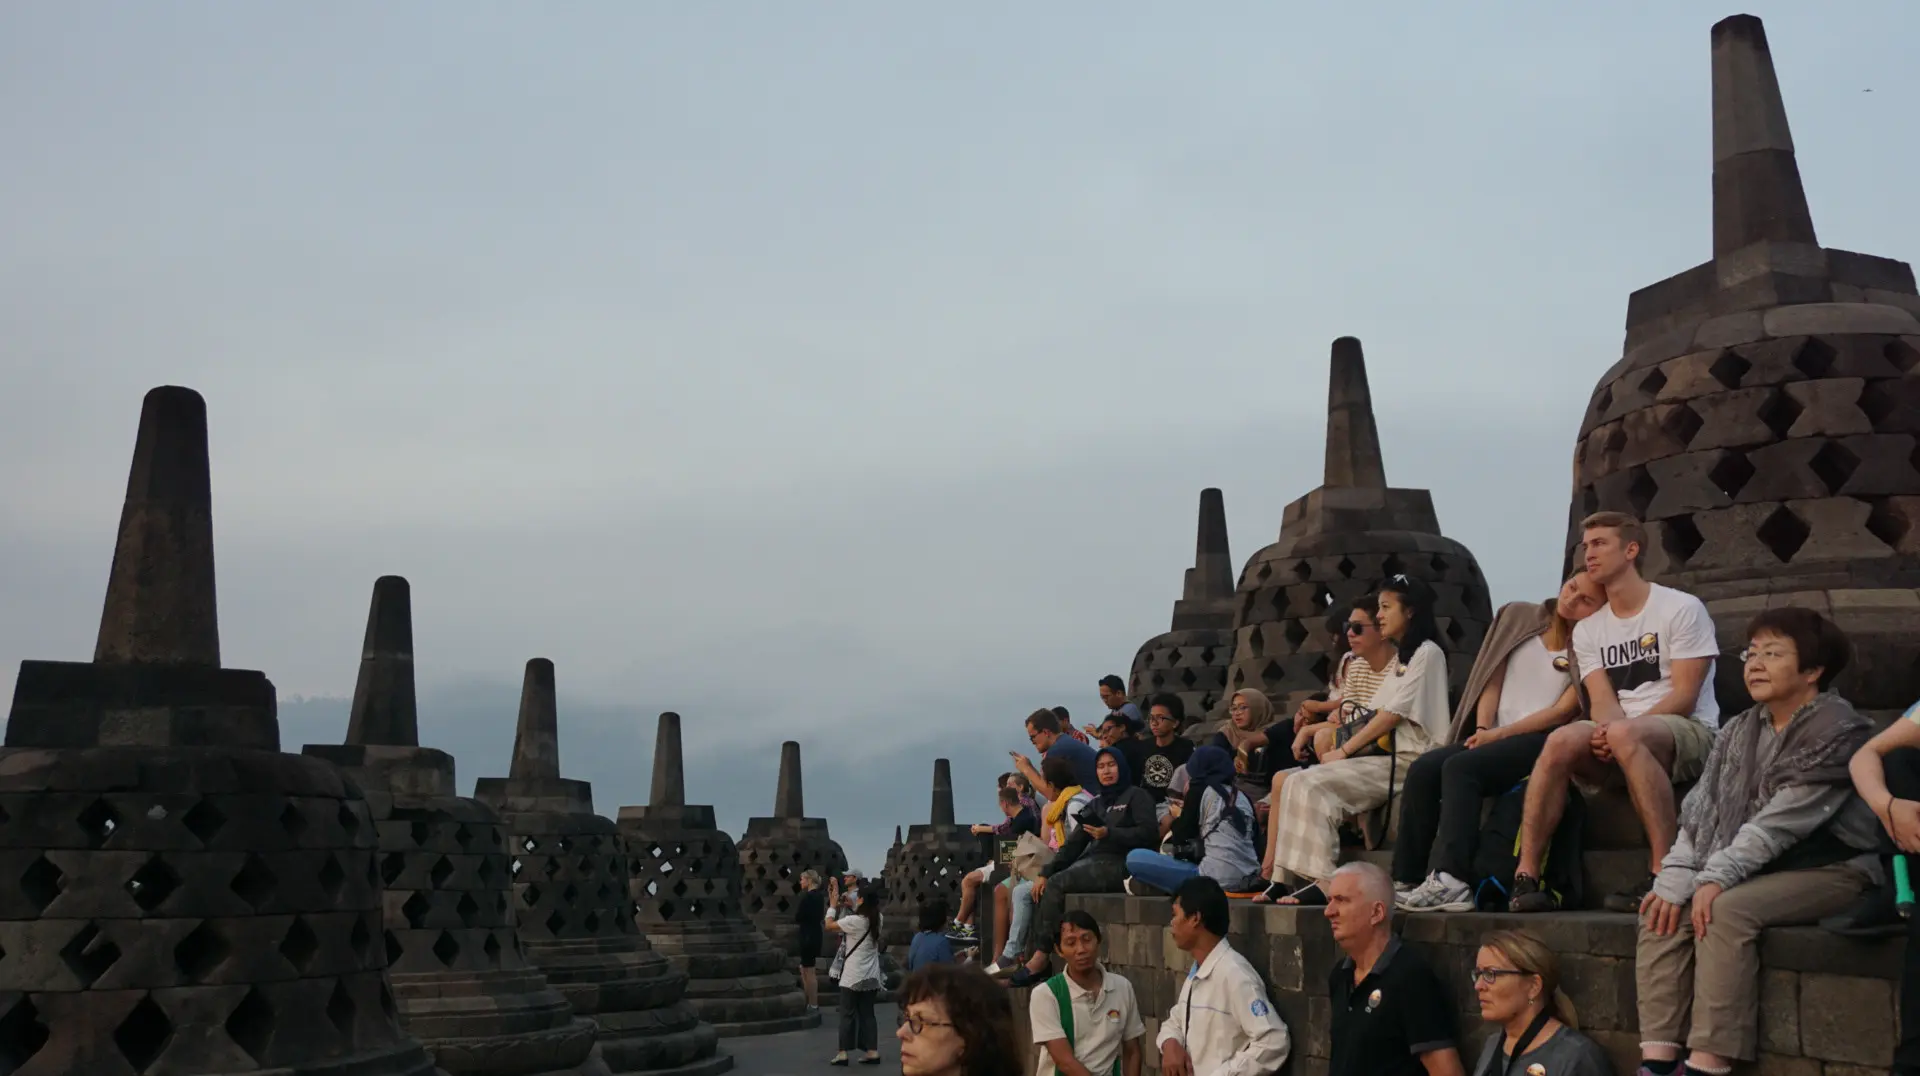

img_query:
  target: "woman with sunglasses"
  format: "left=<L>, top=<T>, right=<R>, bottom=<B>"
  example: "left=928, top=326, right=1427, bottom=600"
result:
left=1468, top=930, right=1610, bottom=1076
left=894, top=964, right=1024, bottom=1076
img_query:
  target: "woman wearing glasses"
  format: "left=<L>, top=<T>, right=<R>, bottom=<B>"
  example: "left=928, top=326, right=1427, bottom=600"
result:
left=1469, top=930, right=1610, bottom=1076
left=894, top=964, right=1023, bottom=1076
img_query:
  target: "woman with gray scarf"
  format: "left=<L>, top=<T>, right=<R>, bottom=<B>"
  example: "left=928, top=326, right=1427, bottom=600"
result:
left=1635, top=607, right=1879, bottom=1076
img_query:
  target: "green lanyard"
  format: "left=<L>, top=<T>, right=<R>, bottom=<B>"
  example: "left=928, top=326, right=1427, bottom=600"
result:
left=1046, top=974, right=1121, bottom=1076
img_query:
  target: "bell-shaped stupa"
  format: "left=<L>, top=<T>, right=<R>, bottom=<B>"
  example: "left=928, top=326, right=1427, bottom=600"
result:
left=0, top=387, right=436, bottom=1075
left=879, top=759, right=986, bottom=960
left=303, top=579, right=604, bottom=1075
left=1129, top=487, right=1236, bottom=723
left=1568, top=14, right=1920, bottom=719
left=474, top=660, right=731, bottom=1074
left=1225, top=338, right=1493, bottom=717
left=616, top=715, right=816, bottom=1037
left=735, top=743, right=847, bottom=984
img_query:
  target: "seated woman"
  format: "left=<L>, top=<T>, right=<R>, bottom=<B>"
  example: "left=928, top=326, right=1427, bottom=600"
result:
left=1637, top=607, right=1877, bottom=1076
left=1392, top=571, right=1604, bottom=912
left=989, top=755, right=1088, bottom=976
left=1211, top=688, right=1286, bottom=806
left=1469, top=929, right=1612, bottom=1076
left=1123, top=746, right=1262, bottom=894
left=1010, top=746, right=1157, bottom=985
left=1257, top=574, right=1451, bottom=905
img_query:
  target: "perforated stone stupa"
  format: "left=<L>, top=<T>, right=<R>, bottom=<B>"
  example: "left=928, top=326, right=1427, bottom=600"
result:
left=1129, top=487, right=1236, bottom=723
left=474, top=660, right=729, bottom=1074
left=0, top=386, right=436, bottom=1075
left=1568, top=14, right=1920, bottom=718
left=616, top=714, right=815, bottom=1037
left=735, top=742, right=847, bottom=982
left=1225, top=338, right=1493, bottom=715
left=880, top=759, right=985, bottom=959
left=304, top=578, right=603, bottom=1076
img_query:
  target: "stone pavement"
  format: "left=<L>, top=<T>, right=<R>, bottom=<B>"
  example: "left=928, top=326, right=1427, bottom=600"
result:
left=727, top=1004, right=901, bottom=1074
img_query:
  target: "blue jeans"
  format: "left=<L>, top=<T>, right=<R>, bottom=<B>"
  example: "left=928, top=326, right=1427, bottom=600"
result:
left=1126, top=849, right=1200, bottom=894
left=1001, top=880, right=1035, bottom=962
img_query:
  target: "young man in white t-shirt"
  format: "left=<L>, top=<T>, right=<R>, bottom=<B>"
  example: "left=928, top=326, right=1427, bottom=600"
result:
left=1030, top=910, right=1144, bottom=1076
left=1510, top=512, right=1720, bottom=914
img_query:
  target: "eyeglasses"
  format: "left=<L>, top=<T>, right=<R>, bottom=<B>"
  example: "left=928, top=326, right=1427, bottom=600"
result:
left=1228, top=702, right=1250, bottom=713
left=1468, top=968, right=1531, bottom=986
left=1740, top=647, right=1794, bottom=665
left=899, top=1013, right=956, bottom=1037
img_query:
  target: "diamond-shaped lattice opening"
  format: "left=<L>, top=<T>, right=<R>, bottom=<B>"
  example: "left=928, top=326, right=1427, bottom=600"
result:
left=225, top=989, right=272, bottom=1063
left=1638, top=368, right=1668, bottom=397
left=326, top=979, right=356, bottom=1037
left=1309, top=654, right=1331, bottom=686
left=337, top=802, right=360, bottom=838
left=1710, top=351, right=1751, bottom=390
left=408, top=818, right=430, bottom=847
left=1759, top=389, right=1804, bottom=440
left=401, top=892, right=432, bottom=929
left=1335, top=557, right=1355, bottom=579
left=477, top=858, right=494, bottom=886
left=1311, top=584, right=1332, bottom=611
left=557, top=836, right=574, bottom=853
left=456, top=893, right=481, bottom=928
left=671, top=879, right=689, bottom=897
left=1663, top=515, right=1705, bottom=568
left=483, top=932, right=503, bottom=963
left=561, top=883, right=579, bottom=904
left=278, top=916, right=319, bottom=973
left=61, top=923, right=121, bottom=987
left=576, top=855, right=594, bottom=874
left=174, top=921, right=229, bottom=982
left=648, top=844, right=664, bottom=859
left=280, top=802, right=308, bottom=842
left=384, top=929, right=402, bottom=965
left=1443, top=620, right=1467, bottom=645
left=1253, top=562, right=1272, bottom=585
left=1888, top=339, right=1920, bottom=374
left=78, top=798, right=119, bottom=849
left=1660, top=402, right=1704, bottom=448
left=1709, top=451, right=1756, bottom=502
left=431, top=930, right=460, bottom=967
left=1289, top=560, right=1311, bottom=583
left=546, top=909, right=568, bottom=934
left=1602, top=426, right=1628, bottom=456
left=1808, top=440, right=1860, bottom=495
left=1259, top=660, right=1284, bottom=686
left=1179, top=667, right=1198, bottom=688
left=1282, top=620, right=1308, bottom=651
left=0, top=997, right=49, bottom=1070
left=1861, top=381, right=1900, bottom=427
left=21, top=856, right=64, bottom=914
left=230, top=855, right=277, bottom=911
left=182, top=800, right=227, bottom=844
left=521, top=882, right=541, bottom=907
left=659, top=900, right=676, bottom=920
left=126, top=855, right=180, bottom=912
left=510, top=858, right=523, bottom=878
left=350, top=915, right=374, bottom=961
left=429, top=856, right=453, bottom=889
left=1381, top=553, right=1406, bottom=578
left=1626, top=465, right=1657, bottom=519
left=115, top=995, right=174, bottom=1072
left=1429, top=554, right=1450, bottom=576
left=1593, top=383, right=1614, bottom=417
left=1792, top=337, right=1837, bottom=380
left=454, top=825, right=473, bottom=849
left=381, top=853, right=406, bottom=886
left=644, top=880, right=659, bottom=897
left=522, top=836, right=538, bottom=854
left=584, top=910, right=601, bottom=932
left=1757, top=505, right=1811, bottom=563
left=318, top=853, right=346, bottom=899
left=1867, top=498, right=1910, bottom=551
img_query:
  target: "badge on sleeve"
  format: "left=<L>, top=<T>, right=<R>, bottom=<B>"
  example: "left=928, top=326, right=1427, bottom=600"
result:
left=1365, top=988, right=1382, bottom=1013
left=1526, top=1065, right=1546, bottom=1076
left=1250, top=999, right=1270, bottom=1018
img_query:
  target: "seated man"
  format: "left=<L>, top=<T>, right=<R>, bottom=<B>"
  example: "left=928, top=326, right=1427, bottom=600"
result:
left=1848, top=696, right=1920, bottom=1076
left=1015, top=707, right=1099, bottom=802
left=1098, top=674, right=1144, bottom=728
left=1636, top=607, right=1876, bottom=1075
left=1511, top=512, right=1721, bottom=913
left=1091, top=707, right=1151, bottom=786
left=948, top=782, right=1038, bottom=944
left=1140, top=693, right=1195, bottom=819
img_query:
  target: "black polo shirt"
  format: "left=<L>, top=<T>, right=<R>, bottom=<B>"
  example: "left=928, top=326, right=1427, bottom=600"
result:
left=1327, top=936, right=1459, bottom=1076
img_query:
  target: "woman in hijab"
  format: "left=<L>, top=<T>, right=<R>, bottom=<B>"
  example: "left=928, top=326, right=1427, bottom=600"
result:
left=1124, top=745, right=1262, bottom=894
left=1009, top=746, right=1157, bottom=986
left=1211, top=688, right=1286, bottom=804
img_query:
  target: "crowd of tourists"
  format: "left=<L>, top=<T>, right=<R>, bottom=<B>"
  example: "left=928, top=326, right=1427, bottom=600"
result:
left=869, top=511, right=1920, bottom=1076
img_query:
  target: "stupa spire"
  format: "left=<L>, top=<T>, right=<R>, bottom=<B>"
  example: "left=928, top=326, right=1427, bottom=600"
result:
left=649, top=712, right=686, bottom=808
left=930, top=758, right=955, bottom=826
left=1184, top=487, right=1234, bottom=602
left=1711, top=14, right=1816, bottom=256
left=344, top=575, right=419, bottom=747
left=508, top=658, right=561, bottom=781
left=774, top=741, right=805, bottom=819
left=1322, top=337, right=1387, bottom=489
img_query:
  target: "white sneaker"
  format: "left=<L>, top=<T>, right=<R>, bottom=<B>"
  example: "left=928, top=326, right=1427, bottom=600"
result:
left=1398, top=873, right=1475, bottom=913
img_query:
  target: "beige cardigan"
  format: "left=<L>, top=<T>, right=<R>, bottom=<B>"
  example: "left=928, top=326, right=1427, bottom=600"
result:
left=1443, top=600, right=1587, bottom=745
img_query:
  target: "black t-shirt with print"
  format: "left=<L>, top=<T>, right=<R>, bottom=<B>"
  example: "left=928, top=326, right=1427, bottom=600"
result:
left=1138, top=736, right=1194, bottom=803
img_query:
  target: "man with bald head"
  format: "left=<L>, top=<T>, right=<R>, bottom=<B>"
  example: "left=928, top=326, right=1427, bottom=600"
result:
left=1325, top=863, right=1464, bottom=1076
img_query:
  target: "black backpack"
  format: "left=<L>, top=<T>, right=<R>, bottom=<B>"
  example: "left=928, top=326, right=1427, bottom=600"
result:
left=1469, top=779, right=1586, bottom=911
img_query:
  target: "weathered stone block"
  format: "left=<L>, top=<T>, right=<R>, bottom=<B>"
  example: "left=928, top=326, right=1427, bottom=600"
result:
left=1761, top=968, right=1800, bottom=1056
left=1798, top=972, right=1896, bottom=1065
left=1764, top=302, right=1920, bottom=338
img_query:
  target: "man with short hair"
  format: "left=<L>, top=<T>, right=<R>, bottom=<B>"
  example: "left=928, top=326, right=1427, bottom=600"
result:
left=1155, top=877, right=1290, bottom=1076
left=1015, top=708, right=1099, bottom=800
left=1094, top=711, right=1152, bottom=788
left=1142, top=694, right=1196, bottom=815
left=1030, top=910, right=1144, bottom=1076
left=1099, top=675, right=1145, bottom=729
left=1324, top=862, right=1463, bottom=1076
left=1512, top=512, right=1721, bottom=914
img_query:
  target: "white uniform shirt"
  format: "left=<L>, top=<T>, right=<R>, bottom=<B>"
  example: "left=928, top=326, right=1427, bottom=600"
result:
left=1154, top=940, right=1291, bottom=1076
left=1029, top=965, right=1145, bottom=1076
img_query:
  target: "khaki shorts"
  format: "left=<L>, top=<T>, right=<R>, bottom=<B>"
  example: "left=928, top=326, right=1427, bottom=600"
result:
left=1569, top=713, right=1716, bottom=795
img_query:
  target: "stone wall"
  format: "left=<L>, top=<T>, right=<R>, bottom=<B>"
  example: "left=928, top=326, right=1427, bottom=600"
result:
left=1022, top=894, right=1905, bottom=1076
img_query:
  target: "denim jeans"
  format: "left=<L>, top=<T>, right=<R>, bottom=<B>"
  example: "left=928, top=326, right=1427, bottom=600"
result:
left=1000, top=879, right=1035, bottom=962
left=1125, top=849, right=1200, bottom=894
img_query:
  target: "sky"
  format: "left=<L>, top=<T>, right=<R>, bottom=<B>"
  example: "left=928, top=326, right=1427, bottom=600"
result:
left=3, top=3, right=1918, bottom=872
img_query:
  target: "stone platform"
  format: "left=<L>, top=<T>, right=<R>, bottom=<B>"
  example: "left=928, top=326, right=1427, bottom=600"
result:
left=1026, top=894, right=1904, bottom=1076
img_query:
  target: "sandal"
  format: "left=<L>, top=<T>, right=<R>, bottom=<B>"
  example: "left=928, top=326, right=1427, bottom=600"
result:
left=1250, top=881, right=1288, bottom=905
left=1279, top=883, right=1326, bottom=906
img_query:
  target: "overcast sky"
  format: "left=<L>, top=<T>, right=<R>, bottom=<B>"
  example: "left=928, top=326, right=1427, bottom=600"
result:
left=3, top=3, right=1917, bottom=871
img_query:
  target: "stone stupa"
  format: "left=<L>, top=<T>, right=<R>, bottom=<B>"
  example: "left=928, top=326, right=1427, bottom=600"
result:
left=0, top=386, right=436, bottom=1075
left=616, top=714, right=816, bottom=1037
left=1567, top=13, right=1920, bottom=720
left=879, top=759, right=985, bottom=960
left=734, top=742, right=848, bottom=987
left=473, top=660, right=730, bottom=1074
left=303, top=578, right=604, bottom=1076
left=1224, top=338, right=1494, bottom=715
left=1128, top=487, right=1236, bottom=724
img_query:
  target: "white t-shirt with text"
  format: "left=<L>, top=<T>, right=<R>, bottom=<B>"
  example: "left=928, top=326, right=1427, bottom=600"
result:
left=1571, top=583, right=1720, bottom=728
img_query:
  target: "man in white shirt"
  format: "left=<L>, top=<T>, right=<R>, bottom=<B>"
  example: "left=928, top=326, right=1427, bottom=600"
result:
left=1511, top=511, right=1721, bottom=914
left=1156, top=877, right=1290, bottom=1076
left=1029, top=910, right=1144, bottom=1076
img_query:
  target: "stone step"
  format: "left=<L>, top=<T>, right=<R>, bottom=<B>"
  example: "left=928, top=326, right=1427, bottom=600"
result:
left=1340, top=848, right=1651, bottom=910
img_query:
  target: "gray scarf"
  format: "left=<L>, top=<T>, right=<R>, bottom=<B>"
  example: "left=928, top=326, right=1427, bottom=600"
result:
left=1681, top=692, right=1870, bottom=862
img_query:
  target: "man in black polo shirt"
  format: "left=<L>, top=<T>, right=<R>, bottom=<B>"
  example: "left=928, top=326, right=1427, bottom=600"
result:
left=1325, top=862, right=1465, bottom=1076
